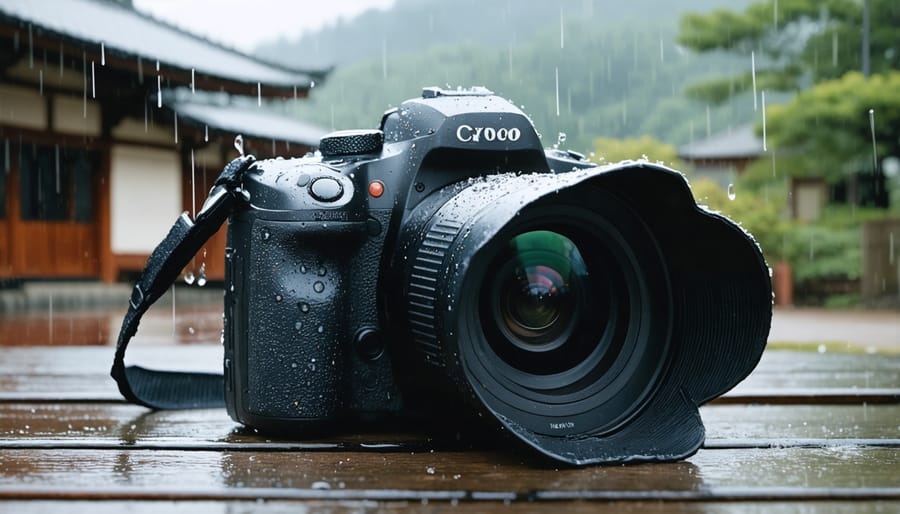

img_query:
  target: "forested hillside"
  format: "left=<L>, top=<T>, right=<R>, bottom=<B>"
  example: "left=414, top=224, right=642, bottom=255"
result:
left=257, top=0, right=756, bottom=153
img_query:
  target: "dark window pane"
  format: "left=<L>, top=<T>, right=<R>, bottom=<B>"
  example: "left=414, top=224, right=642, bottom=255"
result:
left=72, top=150, right=94, bottom=222
left=20, top=144, right=70, bottom=221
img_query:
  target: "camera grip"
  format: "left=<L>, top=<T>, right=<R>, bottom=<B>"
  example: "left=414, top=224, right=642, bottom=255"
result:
left=238, top=219, right=362, bottom=422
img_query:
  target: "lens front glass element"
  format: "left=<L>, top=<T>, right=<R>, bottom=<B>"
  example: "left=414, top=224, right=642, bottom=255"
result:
left=481, top=229, right=614, bottom=377
left=494, top=231, right=584, bottom=351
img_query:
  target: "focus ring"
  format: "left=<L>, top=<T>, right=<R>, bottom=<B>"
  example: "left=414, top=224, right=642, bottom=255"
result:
left=405, top=219, right=464, bottom=367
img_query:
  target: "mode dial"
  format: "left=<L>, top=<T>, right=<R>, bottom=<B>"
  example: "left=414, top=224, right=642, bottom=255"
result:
left=319, top=129, right=384, bottom=158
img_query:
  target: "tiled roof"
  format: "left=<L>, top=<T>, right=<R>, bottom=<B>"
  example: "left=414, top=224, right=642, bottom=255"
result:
left=172, top=95, right=328, bottom=147
left=679, top=125, right=763, bottom=160
left=0, top=0, right=328, bottom=90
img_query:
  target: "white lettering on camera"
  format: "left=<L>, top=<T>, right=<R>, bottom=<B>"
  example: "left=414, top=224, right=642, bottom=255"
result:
left=549, top=421, right=575, bottom=430
left=456, top=124, right=521, bottom=143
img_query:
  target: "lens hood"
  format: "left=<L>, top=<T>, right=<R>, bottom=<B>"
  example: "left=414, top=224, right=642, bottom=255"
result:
left=398, top=162, right=771, bottom=465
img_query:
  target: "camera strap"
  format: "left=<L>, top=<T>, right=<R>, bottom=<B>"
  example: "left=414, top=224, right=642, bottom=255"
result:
left=110, top=155, right=255, bottom=409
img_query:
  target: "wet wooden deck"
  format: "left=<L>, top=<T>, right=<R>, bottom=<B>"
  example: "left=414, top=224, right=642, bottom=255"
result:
left=0, top=344, right=898, bottom=513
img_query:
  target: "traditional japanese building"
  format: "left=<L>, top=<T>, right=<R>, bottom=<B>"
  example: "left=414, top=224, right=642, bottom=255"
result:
left=0, top=0, right=329, bottom=283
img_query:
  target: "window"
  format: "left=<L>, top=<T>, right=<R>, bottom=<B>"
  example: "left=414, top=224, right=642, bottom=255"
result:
left=19, top=143, right=96, bottom=222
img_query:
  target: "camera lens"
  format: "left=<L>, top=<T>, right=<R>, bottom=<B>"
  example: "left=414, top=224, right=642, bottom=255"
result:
left=484, top=231, right=606, bottom=374
left=495, top=232, right=580, bottom=348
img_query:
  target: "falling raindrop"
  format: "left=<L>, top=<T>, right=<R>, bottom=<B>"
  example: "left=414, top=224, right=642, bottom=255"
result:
left=705, top=104, right=711, bottom=138
left=659, top=37, right=664, bottom=62
left=234, top=134, right=244, bottom=156
left=136, top=55, right=143, bottom=83
left=38, top=69, right=43, bottom=96
left=310, top=80, right=315, bottom=88
left=91, top=61, right=96, bottom=98
left=197, top=263, right=207, bottom=287
left=869, top=109, right=877, bottom=172
left=100, top=41, right=105, bottom=65
left=890, top=232, right=895, bottom=265
left=809, top=234, right=815, bottom=260
left=773, top=0, right=779, bottom=28
left=554, top=67, right=560, bottom=116
left=184, top=271, right=196, bottom=285
left=28, top=23, right=33, bottom=69
left=381, top=38, right=388, bottom=79
left=59, top=42, right=64, bottom=77
left=174, top=112, right=178, bottom=144
left=751, top=51, right=758, bottom=111
left=54, top=145, right=61, bottom=194
left=191, top=68, right=195, bottom=94
left=82, top=52, right=87, bottom=118
left=761, top=91, right=768, bottom=151
left=557, top=132, right=567, bottom=145
left=257, top=82, right=262, bottom=106
left=559, top=7, right=564, bottom=49
left=832, top=31, right=839, bottom=67
left=204, top=125, right=209, bottom=142
left=157, top=74, right=162, bottom=108
left=727, top=183, right=736, bottom=201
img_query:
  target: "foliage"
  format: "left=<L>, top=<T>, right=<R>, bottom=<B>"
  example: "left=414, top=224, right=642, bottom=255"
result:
left=765, top=71, right=900, bottom=181
left=781, top=224, right=861, bottom=282
left=677, top=0, right=900, bottom=104
left=592, top=136, right=685, bottom=168
left=688, top=178, right=788, bottom=263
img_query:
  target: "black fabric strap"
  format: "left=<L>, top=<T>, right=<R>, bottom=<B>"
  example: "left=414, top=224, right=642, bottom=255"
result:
left=111, top=155, right=255, bottom=409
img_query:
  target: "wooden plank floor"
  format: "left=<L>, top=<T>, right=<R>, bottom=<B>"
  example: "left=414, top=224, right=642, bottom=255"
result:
left=0, top=346, right=898, bottom=513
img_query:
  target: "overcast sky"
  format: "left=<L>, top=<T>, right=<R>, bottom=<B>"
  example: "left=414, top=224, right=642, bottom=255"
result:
left=132, top=0, right=395, bottom=53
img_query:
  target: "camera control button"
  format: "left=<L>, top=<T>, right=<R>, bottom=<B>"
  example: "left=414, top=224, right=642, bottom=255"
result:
left=296, top=174, right=311, bottom=187
left=309, top=177, right=344, bottom=202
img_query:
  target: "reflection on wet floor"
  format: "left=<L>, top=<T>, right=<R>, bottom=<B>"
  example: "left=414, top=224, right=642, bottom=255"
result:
left=0, top=303, right=223, bottom=346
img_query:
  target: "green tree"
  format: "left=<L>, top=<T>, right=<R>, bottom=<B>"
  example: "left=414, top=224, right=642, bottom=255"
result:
left=592, top=136, right=685, bottom=169
left=677, top=0, right=900, bottom=104
left=766, top=71, right=900, bottom=183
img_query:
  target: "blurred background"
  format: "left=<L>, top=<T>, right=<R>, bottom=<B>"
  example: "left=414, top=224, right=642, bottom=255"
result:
left=0, top=0, right=897, bottom=346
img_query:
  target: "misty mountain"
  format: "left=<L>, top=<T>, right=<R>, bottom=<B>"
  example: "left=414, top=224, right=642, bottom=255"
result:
left=257, top=0, right=758, bottom=154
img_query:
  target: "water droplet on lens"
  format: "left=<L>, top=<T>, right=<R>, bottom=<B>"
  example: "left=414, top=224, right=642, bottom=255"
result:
left=183, top=272, right=195, bottom=285
left=313, top=281, right=325, bottom=293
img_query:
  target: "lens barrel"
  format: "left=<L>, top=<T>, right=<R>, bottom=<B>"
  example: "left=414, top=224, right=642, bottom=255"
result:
left=396, top=163, right=771, bottom=465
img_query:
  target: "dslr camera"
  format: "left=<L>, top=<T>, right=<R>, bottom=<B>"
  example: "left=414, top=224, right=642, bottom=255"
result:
left=223, top=87, right=771, bottom=465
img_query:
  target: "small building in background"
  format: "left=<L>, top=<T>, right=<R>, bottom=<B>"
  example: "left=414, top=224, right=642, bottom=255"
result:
left=0, top=0, right=329, bottom=283
left=678, top=124, right=763, bottom=189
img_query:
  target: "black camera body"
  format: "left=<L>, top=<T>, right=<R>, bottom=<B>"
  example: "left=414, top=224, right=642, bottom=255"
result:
left=223, top=87, right=771, bottom=465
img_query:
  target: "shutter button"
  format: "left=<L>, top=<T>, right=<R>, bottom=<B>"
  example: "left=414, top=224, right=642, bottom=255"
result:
left=309, top=177, right=344, bottom=202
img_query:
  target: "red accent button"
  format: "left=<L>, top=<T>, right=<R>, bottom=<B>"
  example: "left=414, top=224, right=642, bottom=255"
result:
left=368, top=181, right=385, bottom=198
